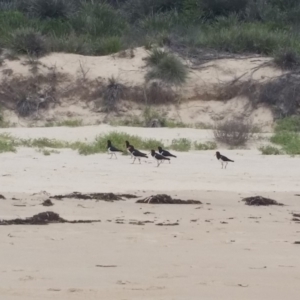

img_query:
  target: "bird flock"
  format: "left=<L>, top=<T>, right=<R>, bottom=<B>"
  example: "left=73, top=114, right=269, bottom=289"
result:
left=107, top=140, right=234, bottom=168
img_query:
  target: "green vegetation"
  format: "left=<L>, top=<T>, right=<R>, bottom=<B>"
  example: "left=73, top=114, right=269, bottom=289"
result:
left=76, top=131, right=164, bottom=155
left=0, top=0, right=299, bottom=58
left=0, top=130, right=218, bottom=155
left=37, top=148, right=60, bottom=156
left=19, top=137, right=70, bottom=149
left=146, top=49, right=187, bottom=85
left=0, top=133, right=17, bottom=153
left=275, top=116, right=300, bottom=132
left=270, top=131, right=300, bottom=155
left=263, top=116, right=300, bottom=155
left=170, top=138, right=191, bottom=151
left=194, top=141, right=217, bottom=150
left=259, top=145, right=282, bottom=155
left=45, top=119, right=83, bottom=127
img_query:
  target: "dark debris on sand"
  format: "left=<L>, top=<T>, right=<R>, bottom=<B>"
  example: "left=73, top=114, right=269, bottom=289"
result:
left=136, top=194, right=202, bottom=204
left=242, top=196, right=284, bottom=206
left=51, top=192, right=138, bottom=202
left=0, top=211, right=101, bottom=225
left=156, top=222, right=179, bottom=226
left=0, top=194, right=6, bottom=199
left=42, top=199, right=54, bottom=206
left=292, top=213, right=300, bottom=223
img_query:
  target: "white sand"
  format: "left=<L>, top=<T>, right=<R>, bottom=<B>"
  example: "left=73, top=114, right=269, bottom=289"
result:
left=0, top=126, right=300, bottom=299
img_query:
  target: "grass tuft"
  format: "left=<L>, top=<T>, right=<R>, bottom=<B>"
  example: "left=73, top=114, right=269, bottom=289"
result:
left=146, top=50, right=188, bottom=85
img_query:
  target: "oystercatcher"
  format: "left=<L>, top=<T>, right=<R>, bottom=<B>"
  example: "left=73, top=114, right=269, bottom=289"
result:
left=128, top=146, right=148, bottom=164
left=125, top=140, right=133, bottom=158
left=107, top=140, right=122, bottom=159
left=151, top=150, right=170, bottom=167
left=158, top=146, right=176, bottom=163
left=216, top=151, right=234, bottom=169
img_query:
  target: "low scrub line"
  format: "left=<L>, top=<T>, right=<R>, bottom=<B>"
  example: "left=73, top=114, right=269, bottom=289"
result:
left=0, top=132, right=217, bottom=154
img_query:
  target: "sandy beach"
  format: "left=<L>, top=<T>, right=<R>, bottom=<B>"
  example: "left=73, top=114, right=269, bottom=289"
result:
left=0, top=126, right=300, bottom=300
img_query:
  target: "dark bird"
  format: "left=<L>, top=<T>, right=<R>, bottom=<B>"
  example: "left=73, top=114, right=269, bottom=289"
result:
left=158, top=146, right=176, bottom=164
left=216, top=151, right=234, bottom=169
left=128, top=146, right=148, bottom=164
left=125, top=140, right=133, bottom=158
left=151, top=150, right=170, bottom=167
left=107, top=140, right=122, bottom=159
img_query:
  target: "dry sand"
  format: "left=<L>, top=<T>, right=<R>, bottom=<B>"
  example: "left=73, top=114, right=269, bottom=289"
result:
left=1, top=48, right=282, bottom=129
left=1, top=126, right=300, bottom=299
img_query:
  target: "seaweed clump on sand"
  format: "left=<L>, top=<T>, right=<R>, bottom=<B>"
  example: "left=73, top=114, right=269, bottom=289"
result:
left=0, top=211, right=101, bottom=225
left=292, top=213, right=300, bottom=222
left=42, top=199, right=54, bottom=206
left=242, top=196, right=284, bottom=206
left=136, top=194, right=202, bottom=204
left=51, top=192, right=137, bottom=202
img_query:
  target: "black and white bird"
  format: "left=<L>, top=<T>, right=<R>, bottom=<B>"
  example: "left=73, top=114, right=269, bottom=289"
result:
left=125, top=140, right=133, bottom=158
left=151, top=150, right=170, bottom=167
left=107, top=140, right=122, bottom=159
left=128, top=146, right=148, bottom=164
left=158, top=146, right=176, bottom=164
left=215, top=151, right=234, bottom=169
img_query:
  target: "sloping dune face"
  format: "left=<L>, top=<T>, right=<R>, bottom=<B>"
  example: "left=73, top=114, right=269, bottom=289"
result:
left=1, top=48, right=283, bottom=130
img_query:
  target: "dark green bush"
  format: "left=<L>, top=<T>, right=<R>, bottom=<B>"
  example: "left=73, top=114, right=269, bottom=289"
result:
left=10, top=27, right=47, bottom=56
left=146, top=49, right=187, bottom=85
left=274, top=48, right=300, bottom=70
left=29, top=0, right=78, bottom=19
left=70, top=2, right=127, bottom=37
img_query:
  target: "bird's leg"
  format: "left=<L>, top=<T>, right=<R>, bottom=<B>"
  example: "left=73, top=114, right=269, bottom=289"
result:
left=132, top=157, right=136, bottom=164
left=225, top=162, right=228, bottom=169
left=221, top=161, right=223, bottom=169
left=169, top=159, right=171, bottom=164
left=114, top=153, right=117, bottom=159
left=157, top=161, right=160, bottom=167
left=109, top=153, right=113, bottom=159
left=139, top=158, right=141, bottom=164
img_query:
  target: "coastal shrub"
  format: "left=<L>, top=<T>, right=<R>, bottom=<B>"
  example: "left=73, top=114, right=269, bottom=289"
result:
left=258, top=74, right=300, bottom=118
left=170, top=138, right=191, bottom=151
left=29, top=0, right=77, bottom=20
left=77, top=131, right=164, bottom=155
left=146, top=50, right=188, bottom=85
left=274, top=48, right=300, bottom=70
left=102, top=77, right=125, bottom=113
left=259, top=145, right=283, bottom=155
left=194, top=141, right=217, bottom=150
left=10, top=27, right=47, bottom=56
left=70, top=2, right=127, bottom=37
left=214, top=119, right=254, bottom=146
left=270, top=131, right=300, bottom=155
left=275, top=116, right=300, bottom=133
left=94, top=36, right=122, bottom=55
left=127, top=82, right=178, bottom=105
